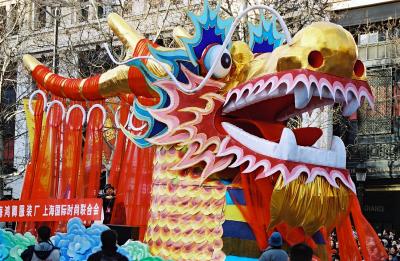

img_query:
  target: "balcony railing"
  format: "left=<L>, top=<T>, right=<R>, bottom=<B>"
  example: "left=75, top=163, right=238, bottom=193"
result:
left=358, top=41, right=400, bottom=64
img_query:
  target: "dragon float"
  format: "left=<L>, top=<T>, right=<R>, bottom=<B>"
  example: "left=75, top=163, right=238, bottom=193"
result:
left=19, top=1, right=387, bottom=260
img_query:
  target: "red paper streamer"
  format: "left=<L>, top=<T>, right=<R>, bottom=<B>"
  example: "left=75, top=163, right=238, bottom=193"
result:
left=31, top=98, right=63, bottom=198
left=350, top=195, right=388, bottom=261
left=108, top=102, right=130, bottom=187
left=58, top=102, right=85, bottom=199
left=77, top=102, right=104, bottom=198
left=17, top=91, right=46, bottom=233
left=111, top=115, right=155, bottom=240
left=336, top=215, right=362, bottom=261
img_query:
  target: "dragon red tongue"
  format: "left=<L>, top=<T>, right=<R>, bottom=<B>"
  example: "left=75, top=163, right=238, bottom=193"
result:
left=292, top=127, right=323, bottom=146
left=227, top=119, right=323, bottom=146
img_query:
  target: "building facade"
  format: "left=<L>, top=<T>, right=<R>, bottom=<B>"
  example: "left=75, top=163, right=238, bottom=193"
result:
left=333, top=0, right=400, bottom=231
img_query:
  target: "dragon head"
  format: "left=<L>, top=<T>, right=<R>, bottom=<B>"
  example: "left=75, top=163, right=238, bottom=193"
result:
left=120, top=3, right=372, bottom=196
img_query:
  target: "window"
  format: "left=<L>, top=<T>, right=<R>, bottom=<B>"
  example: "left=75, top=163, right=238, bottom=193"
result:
left=48, top=7, right=60, bottom=27
left=79, top=0, right=89, bottom=22
left=97, top=5, right=105, bottom=18
left=9, top=4, right=19, bottom=34
left=378, top=31, right=386, bottom=42
left=1, top=62, right=17, bottom=170
left=368, top=32, right=378, bottom=44
left=0, top=6, right=6, bottom=34
left=358, top=68, right=393, bottom=135
left=359, top=34, right=369, bottom=45
left=359, top=32, right=388, bottom=45
left=34, top=4, right=47, bottom=29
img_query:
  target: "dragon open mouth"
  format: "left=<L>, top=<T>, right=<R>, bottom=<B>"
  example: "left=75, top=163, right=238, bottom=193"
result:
left=217, top=69, right=374, bottom=192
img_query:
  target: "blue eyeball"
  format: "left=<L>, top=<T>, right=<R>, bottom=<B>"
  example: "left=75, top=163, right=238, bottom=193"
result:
left=203, top=45, right=232, bottom=79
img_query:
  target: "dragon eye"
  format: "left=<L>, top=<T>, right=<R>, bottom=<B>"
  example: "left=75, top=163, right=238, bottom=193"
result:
left=203, top=45, right=232, bottom=79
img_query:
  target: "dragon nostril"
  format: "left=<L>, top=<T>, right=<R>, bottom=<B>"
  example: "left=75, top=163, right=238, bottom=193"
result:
left=308, top=51, right=324, bottom=68
left=353, top=59, right=365, bottom=77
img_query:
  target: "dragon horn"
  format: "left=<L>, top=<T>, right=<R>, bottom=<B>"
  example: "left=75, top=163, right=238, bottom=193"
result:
left=23, top=13, right=160, bottom=101
left=107, top=13, right=145, bottom=58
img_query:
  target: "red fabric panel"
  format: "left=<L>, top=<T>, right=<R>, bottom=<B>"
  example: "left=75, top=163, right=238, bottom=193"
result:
left=350, top=195, right=387, bottom=261
left=336, top=215, right=362, bottom=261
left=125, top=144, right=155, bottom=240
left=20, top=94, right=45, bottom=200
left=108, top=102, right=130, bottom=187
left=110, top=141, right=130, bottom=225
left=320, top=227, right=332, bottom=259
left=230, top=171, right=272, bottom=250
left=18, top=92, right=46, bottom=233
left=58, top=102, right=84, bottom=199
left=111, top=120, right=155, bottom=240
left=31, top=99, right=63, bottom=198
left=78, top=103, right=105, bottom=198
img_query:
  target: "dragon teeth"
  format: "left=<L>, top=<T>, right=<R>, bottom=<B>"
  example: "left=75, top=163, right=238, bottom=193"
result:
left=294, top=83, right=312, bottom=109
left=221, top=122, right=346, bottom=169
left=218, top=134, right=356, bottom=193
left=222, top=72, right=373, bottom=118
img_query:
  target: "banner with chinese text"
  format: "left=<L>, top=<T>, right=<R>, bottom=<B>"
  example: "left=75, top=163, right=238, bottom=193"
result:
left=0, top=198, right=102, bottom=222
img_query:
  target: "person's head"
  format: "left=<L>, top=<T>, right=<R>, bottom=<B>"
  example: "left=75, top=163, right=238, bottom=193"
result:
left=101, top=230, right=117, bottom=250
left=390, top=246, right=398, bottom=255
left=37, top=225, right=51, bottom=242
left=104, top=184, right=115, bottom=196
left=268, top=232, right=283, bottom=248
left=290, top=243, right=313, bottom=261
left=382, top=239, right=389, bottom=247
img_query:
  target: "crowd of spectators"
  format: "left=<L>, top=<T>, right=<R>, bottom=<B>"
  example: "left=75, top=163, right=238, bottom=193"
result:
left=330, top=230, right=400, bottom=260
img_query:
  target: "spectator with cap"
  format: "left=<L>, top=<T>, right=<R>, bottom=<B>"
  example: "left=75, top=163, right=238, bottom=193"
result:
left=259, top=232, right=289, bottom=261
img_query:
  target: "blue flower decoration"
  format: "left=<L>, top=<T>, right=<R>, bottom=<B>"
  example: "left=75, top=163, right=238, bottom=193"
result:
left=52, top=218, right=109, bottom=260
left=0, top=244, right=10, bottom=260
left=0, top=229, right=36, bottom=261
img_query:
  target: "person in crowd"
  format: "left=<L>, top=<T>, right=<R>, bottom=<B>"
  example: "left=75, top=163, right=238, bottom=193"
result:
left=289, top=243, right=313, bottom=261
left=88, top=230, right=129, bottom=261
left=331, top=228, right=400, bottom=260
left=21, top=225, right=60, bottom=261
left=259, top=231, right=289, bottom=261
left=102, top=184, right=116, bottom=224
left=389, top=246, right=399, bottom=261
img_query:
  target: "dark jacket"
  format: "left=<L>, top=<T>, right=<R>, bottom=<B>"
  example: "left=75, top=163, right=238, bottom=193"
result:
left=87, top=246, right=129, bottom=261
left=259, top=246, right=289, bottom=261
left=102, top=195, right=115, bottom=224
left=21, top=241, right=60, bottom=261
